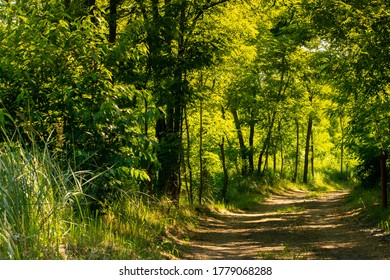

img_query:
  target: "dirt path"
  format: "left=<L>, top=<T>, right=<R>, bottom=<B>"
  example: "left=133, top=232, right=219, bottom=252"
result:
left=179, top=190, right=390, bottom=260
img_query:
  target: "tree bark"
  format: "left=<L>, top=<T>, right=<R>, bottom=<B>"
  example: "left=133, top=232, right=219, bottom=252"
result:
left=248, top=120, right=255, bottom=174
left=184, top=107, right=193, bottom=204
left=292, top=118, right=299, bottom=182
left=219, top=137, right=229, bottom=202
left=231, top=109, right=247, bottom=175
left=340, top=115, right=344, bottom=177
left=311, top=127, right=314, bottom=180
left=108, top=0, right=118, bottom=43
left=198, top=100, right=204, bottom=205
left=303, top=115, right=313, bottom=184
left=257, top=110, right=276, bottom=174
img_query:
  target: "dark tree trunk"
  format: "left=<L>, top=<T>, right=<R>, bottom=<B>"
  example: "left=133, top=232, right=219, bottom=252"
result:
left=219, top=137, right=229, bottom=202
left=138, top=0, right=230, bottom=206
left=108, top=0, right=118, bottom=43
left=219, top=105, right=229, bottom=201
left=381, top=150, right=388, bottom=209
left=184, top=107, right=193, bottom=204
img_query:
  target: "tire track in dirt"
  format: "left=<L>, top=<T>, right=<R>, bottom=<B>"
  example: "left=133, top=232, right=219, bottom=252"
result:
left=179, top=190, right=390, bottom=260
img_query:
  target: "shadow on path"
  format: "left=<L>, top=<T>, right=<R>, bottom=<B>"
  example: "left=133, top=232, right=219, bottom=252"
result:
left=180, top=190, right=390, bottom=260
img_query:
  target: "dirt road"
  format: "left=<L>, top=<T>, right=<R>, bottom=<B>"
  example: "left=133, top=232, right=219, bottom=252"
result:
left=180, top=190, right=390, bottom=260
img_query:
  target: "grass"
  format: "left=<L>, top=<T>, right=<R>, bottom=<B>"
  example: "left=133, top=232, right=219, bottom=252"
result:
left=0, top=136, right=194, bottom=259
left=345, top=184, right=390, bottom=231
left=212, top=175, right=271, bottom=211
left=209, top=168, right=353, bottom=212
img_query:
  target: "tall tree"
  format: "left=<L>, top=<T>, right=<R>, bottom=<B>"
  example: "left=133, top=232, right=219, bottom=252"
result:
left=135, top=0, right=230, bottom=204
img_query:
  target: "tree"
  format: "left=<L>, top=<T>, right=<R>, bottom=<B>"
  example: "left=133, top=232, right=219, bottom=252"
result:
left=0, top=1, right=154, bottom=205
left=134, top=0, right=231, bottom=204
left=306, top=0, right=390, bottom=184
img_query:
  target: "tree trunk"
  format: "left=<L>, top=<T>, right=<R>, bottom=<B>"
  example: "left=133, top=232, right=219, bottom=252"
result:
left=311, top=127, right=314, bottom=180
left=292, top=118, right=299, bottom=182
left=340, top=115, right=344, bottom=178
left=303, top=115, right=313, bottom=184
left=184, top=107, right=193, bottom=204
left=257, top=110, right=276, bottom=174
left=248, top=120, right=255, bottom=174
left=219, top=137, right=229, bottom=202
left=108, top=0, right=118, bottom=43
left=280, top=144, right=284, bottom=177
left=198, top=100, right=204, bottom=205
left=231, top=109, right=247, bottom=175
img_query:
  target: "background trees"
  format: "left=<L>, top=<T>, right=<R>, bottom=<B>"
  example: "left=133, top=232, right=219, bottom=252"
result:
left=306, top=0, right=390, bottom=185
left=0, top=0, right=385, bottom=211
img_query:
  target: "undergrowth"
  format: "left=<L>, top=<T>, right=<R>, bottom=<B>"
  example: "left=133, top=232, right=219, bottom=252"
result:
left=0, top=136, right=195, bottom=260
left=346, top=184, right=390, bottom=232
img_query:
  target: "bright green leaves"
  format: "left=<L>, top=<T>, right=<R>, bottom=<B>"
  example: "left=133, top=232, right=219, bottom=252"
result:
left=0, top=1, right=158, bottom=199
left=305, top=0, right=390, bottom=184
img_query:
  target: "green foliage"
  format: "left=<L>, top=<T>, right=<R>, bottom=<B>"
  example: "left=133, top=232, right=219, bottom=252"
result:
left=0, top=1, right=156, bottom=204
left=0, top=0, right=389, bottom=259
left=306, top=0, right=390, bottom=184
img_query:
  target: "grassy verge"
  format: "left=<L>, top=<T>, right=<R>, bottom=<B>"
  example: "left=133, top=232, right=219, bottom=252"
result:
left=211, top=169, right=353, bottom=212
left=0, top=139, right=195, bottom=259
left=345, top=184, right=390, bottom=231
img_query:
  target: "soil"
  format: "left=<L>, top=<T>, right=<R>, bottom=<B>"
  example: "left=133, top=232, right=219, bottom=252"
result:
left=178, top=190, right=390, bottom=260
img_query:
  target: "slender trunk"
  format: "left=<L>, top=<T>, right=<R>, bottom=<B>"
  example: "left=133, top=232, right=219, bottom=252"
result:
left=184, top=107, right=193, bottom=204
left=198, top=100, right=204, bottom=205
left=257, top=111, right=276, bottom=174
left=280, top=145, right=284, bottom=177
left=220, top=105, right=229, bottom=201
left=219, top=137, right=229, bottom=202
left=292, top=118, right=299, bottom=182
left=274, top=119, right=281, bottom=174
left=340, top=115, right=344, bottom=177
left=263, top=146, right=270, bottom=173
left=303, top=115, right=313, bottom=184
left=248, top=121, right=255, bottom=174
left=231, top=109, right=247, bottom=175
left=381, top=150, right=388, bottom=209
left=311, top=127, right=314, bottom=180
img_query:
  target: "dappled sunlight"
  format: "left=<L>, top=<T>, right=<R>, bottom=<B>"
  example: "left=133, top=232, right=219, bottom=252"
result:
left=180, top=190, right=390, bottom=260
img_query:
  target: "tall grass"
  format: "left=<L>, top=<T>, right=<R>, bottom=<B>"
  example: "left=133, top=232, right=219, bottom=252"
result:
left=0, top=136, right=91, bottom=259
left=0, top=133, right=190, bottom=259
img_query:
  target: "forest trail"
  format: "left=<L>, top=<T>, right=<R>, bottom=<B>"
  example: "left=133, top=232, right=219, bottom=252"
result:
left=179, top=190, right=390, bottom=260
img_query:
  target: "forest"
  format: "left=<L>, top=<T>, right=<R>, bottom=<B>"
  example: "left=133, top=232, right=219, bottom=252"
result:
left=0, top=0, right=389, bottom=260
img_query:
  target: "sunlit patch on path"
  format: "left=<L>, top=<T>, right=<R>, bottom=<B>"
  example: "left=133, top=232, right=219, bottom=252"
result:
left=180, top=190, right=390, bottom=260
